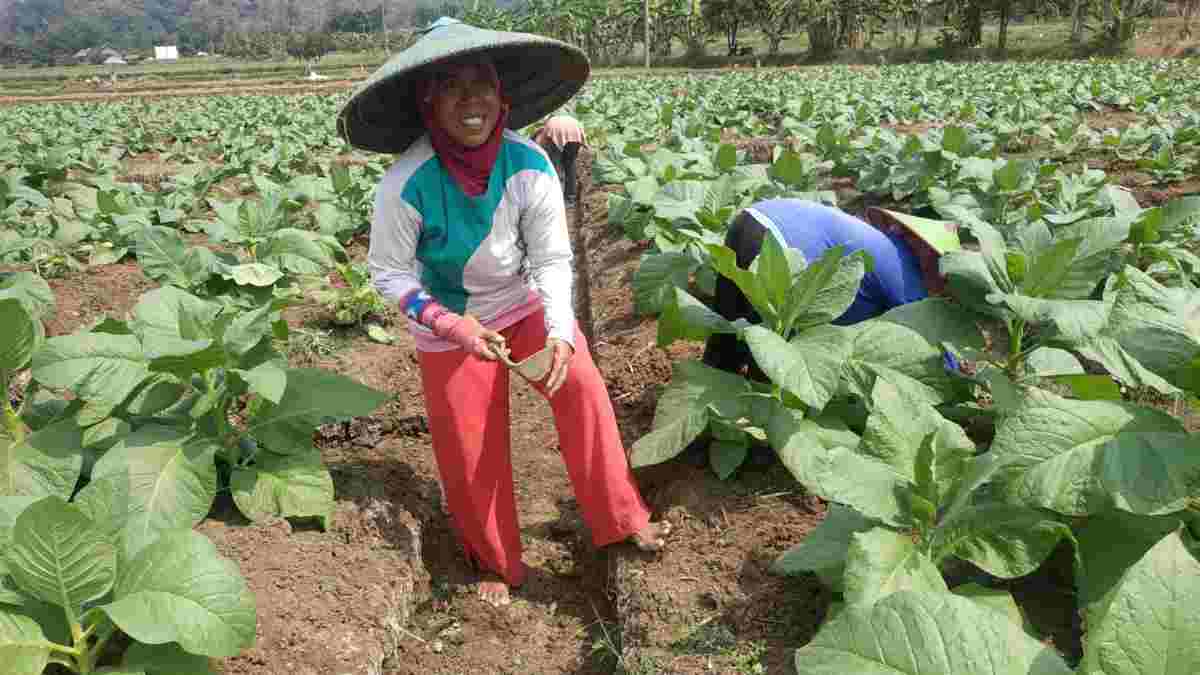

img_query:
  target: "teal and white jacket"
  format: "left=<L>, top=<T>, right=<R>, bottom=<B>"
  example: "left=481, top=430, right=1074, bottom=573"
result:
left=367, top=129, right=575, bottom=352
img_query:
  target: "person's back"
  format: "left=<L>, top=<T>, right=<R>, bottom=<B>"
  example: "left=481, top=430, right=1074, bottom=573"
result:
left=740, top=199, right=928, bottom=324
left=533, top=115, right=586, bottom=206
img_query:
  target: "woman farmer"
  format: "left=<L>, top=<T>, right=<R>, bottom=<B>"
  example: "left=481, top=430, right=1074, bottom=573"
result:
left=702, top=198, right=960, bottom=378
left=532, top=113, right=587, bottom=207
left=338, top=17, right=670, bottom=607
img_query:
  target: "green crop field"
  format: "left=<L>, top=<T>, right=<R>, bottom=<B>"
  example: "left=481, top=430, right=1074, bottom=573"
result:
left=2, top=52, right=1200, bottom=674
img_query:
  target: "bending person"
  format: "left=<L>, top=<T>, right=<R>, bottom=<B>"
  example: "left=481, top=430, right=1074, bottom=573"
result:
left=533, top=113, right=587, bottom=207
left=702, top=199, right=960, bottom=378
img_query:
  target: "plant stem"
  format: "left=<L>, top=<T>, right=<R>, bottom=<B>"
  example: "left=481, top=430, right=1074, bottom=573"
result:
left=87, top=623, right=118, bottom=668
left=2, top=398, right=24, bottom=445
left=66, top=610, right=93, bottom=674
left=1007, top=318, right=1027, bottom=377
left=8, top=640, right=83, bottom=657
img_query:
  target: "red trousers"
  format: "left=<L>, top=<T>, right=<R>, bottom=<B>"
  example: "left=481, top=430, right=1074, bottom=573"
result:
left=418, top=309, right=652, bottom=587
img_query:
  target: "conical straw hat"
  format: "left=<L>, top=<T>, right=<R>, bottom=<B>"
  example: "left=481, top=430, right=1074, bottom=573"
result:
left=337, top=17, right=590, bottom=154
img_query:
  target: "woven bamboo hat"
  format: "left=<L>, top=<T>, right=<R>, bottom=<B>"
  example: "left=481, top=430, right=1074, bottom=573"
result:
left=865, top=207, right=961, bottom=256
left=337, top=17, right=590, bottom=154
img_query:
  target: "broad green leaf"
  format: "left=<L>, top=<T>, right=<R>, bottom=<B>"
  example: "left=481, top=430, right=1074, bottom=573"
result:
left=966, top=218, right=1015, bottom=294
left=247, top=368, right=389, bottom=454
left=1106, top=267, right=1200, bottom=386
left=231, top=449, right=334, bottom=528
left=630, top=360, right=751, bottom=468
left=1081, top=528, right=1200, bottom=675
left=932, top=503, right=1071, bottom=579
left=0, top=299, right=39, bottom=381
left=0, top=606, right=50, bottom=675
left=0, top=496, right=36, bottom=547
left=656, top=287, right=740, bottom=347
left=941, top=250, right=1010, bottom=319
left=755, top=233, right=793, bottom=315
left=1052, top=217, right=1129, bottom=299
left=82, top=417, right=130, bottom=453
left=774, top=429, right=909, bottom=527
left=873, top=297, right=985, bottom=352
left=124, top=374, right=188, bottom=417
left=991, top=387, right=1184, bottom=516
left=770, top=149, right=811, bottom=188
left=1075, top=510, right=1182, bottom=613
left=1096, top=432, right=1200, bottom=516
left=860, top=378, right=973, bottom=486
left=1008, top=269, right=1200, bottom=395
left=794, top=590, right=1073, bottom=674
left=258, top=228, right=336, bottom=274
left=951, top=583, right=1032, bottom=634
left=632, top=252, right=698, bottom=315
left=0, top=271, right=55, bottom=320
left=771, top=504, right=874, bottom=589
left=7, top=496, right=115, bottom=611
left=708, top=244, right=774, bottom=324
left=840, top=320, right=954, bottom=407
left=130, top=287, right=221, bottom=360
left=1048, top=374, right=1122, bottom=400
left=133, top=226, right=213, bottom=289
left=782, top=247, right=866, bottom=335
left=100, top=529, right=256, bottom=658
left=74, top=426, right=218, bottom=559
left=1001, top=296, right=1109, bottom=343
left=33, top=332, right=150, bottom=416
left=233, top=361, right=287, bottom=405
left=708, top=440, right=748, bottom=481
left=746, top=325, right=848, bottom=410
left=0, top=419, right=84, bottom=499
left=223, top=263, right=282, bottom=287
left=0, top=572, right=24, bottom=606
left=223, top=302, right=278, bottom=358
left=1158, top=195, right=1200, bottom=235
left=1021, top=237, right=1082, bottom=298
left=714, top=143, right=737, bottom=172
left=123, top=641, right=215, bottom=675
left=843, top=527, right=947, bottom=607
left=1026, top=347, right=1084, bottom=376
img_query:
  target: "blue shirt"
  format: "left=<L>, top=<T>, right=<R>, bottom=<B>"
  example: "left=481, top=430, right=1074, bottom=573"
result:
left=745, top=199, right=928, bottom=324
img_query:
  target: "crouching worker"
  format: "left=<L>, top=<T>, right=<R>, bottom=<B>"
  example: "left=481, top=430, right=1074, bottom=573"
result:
left=339, top=17, right=670, bottom=608
left=532, top=114, right=586, bottom=207
left=702, top=198, right=961, bottom=379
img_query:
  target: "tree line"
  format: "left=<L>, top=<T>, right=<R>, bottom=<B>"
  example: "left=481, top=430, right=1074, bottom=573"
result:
left=0, top=0, right=1195, bottom=66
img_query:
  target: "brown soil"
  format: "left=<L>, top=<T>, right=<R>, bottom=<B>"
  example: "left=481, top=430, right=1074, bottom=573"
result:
left=119, top=152, right=183, bottom=192
left=1131, top=176, right=1200, bottom=206
left=1083, top=108, right=1146, bottom=131
left=0, top=79, right=356, bottom=107
left=882, top=120, right=946, bottom=135
left=612, top=464, right=830, bottom=674
left=41, top=259, right=157, bottom=336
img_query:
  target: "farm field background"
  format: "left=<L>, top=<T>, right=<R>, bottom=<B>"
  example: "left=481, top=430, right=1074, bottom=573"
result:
left=3, top=34, right=1200, bottom=675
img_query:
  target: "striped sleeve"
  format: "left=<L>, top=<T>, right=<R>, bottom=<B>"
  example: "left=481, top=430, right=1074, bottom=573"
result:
left=518, top=167, right=576, bottom=346
left=367, top=174, right=425, bottom=314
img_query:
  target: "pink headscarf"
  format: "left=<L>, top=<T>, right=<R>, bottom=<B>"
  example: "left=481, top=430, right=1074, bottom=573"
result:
left=417, top=62, right=510, bottom=197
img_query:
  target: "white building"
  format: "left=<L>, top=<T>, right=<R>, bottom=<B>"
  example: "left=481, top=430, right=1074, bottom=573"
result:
left=153, top=45, right=179, bottom=61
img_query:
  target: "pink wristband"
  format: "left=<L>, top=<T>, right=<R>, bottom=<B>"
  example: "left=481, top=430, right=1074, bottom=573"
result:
left=418, top=301, right=451, bottom=327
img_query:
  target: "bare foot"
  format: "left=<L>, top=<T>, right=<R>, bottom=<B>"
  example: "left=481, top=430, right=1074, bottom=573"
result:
left=478, top=573, right=511, bottom=607
left=630, top=520, right=672, bottom=551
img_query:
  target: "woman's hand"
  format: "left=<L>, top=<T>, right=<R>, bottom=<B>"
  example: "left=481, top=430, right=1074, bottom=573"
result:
left=433, top=312, right=505, bottom=360
left=544, top=338, right=573, bottom=397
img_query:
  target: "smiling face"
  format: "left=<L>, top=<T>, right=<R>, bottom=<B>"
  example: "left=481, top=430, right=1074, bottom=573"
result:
left=426, top=61, right=503, bottom=147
